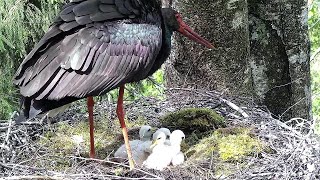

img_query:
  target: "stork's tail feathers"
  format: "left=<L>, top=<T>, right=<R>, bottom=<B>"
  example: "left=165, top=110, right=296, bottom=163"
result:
left=15, top=113, right=27, bottom=124
left=15, top=107, right=42, bottom=124
left=14, top=96, right=79, bottom=124
left=14, top=97, right=42, bottom=124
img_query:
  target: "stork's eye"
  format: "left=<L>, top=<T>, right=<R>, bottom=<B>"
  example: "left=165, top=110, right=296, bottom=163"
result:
left=175, top=13, right=182, bottom=21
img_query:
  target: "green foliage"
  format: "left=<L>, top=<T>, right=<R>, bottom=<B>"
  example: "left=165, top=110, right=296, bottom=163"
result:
left=309, top=1, right=320, bottom=52
left=106, top=69, right=165, bottom=101
left=311, top=61, right=320, bottom=118
left=0, top=0, right=65, bottom=119
left=309, top=1, right=320, bottom=127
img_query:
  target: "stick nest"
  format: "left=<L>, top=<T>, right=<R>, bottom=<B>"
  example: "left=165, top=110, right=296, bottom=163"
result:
left=1, top=88, right=319, bottom=179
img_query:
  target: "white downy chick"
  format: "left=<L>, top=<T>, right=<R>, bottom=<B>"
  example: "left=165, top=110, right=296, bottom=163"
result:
left=170, top=130, right=185, bottom=166
left=142, top=131, right=171, bottom=171
left=114, top=125, right=153, bottom=165
left=158, top=128, right=171, bottom=145
left=144, top=127, right=171, bottom=154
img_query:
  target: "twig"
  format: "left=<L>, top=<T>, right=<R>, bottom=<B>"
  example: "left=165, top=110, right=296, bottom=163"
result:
left=219, top=98, right=249, bottom=118
left=56, top=173, right=159, bottom=180
left=66, top=156, right=162, bottom=179
left=1, top=112, right=17, bottom=154
left=279, top=96, right=306, bottom=119
left=0, top=126, right=10, bottom=131
left=0, top=162, right=49, bottom=172
left=19, top=121, right=43, bottom=125
left=311, top=47, right=320, bottom=61
left=273, top=119, right=303, bottom=138
left=3, top=175, right=63, bottom=180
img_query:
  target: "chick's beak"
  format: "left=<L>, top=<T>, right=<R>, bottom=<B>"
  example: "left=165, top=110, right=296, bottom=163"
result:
left=150, top=139, right=158, bottom=149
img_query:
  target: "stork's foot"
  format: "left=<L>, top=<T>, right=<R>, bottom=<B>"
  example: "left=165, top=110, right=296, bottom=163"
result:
left=117, top=85, right=135, bottom=170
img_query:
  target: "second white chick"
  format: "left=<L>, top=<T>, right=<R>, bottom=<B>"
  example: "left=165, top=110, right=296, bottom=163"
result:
left=169, top=130, right=186, bottom=166
left=142, top=130, right=185, bottom=170
left=114, top=125, right=153, bottom=165
left=142, top=131, right=171, bottom=171
left=158, top=128, right=171, bottom=145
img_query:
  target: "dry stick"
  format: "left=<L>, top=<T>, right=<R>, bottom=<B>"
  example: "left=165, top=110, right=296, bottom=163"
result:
left=3, top=175, right=63, bottom=180
left=311, top=47, right=320, bottom=61
left=66, top=156, right=162, bottom=180
left=273, top=120, right=303, bottom=138
left=279, top=96, right=306, bottom=120
left=0, top=163, right=140, bottom=180
left=56, top=173, right=158, bottom=180
left=0, top=112, right=16, bottom=153
left=219, top=98, right=249, bottom=118
left=0, top=126, right=10, bottom=131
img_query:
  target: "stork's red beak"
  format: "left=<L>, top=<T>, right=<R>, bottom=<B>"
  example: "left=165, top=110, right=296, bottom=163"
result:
left=177, top=18, right=214, bottom=49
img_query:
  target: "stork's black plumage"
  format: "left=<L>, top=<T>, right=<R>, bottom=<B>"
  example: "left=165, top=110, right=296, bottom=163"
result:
left=13, top=0, right=213, bottom=168
left=14, top=0, right=166, bottom=120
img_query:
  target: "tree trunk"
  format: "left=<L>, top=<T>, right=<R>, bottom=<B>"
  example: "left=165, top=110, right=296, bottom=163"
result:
left=165, top=0, right=312, bottom=120
left=165, top=0, right=253, bottom=95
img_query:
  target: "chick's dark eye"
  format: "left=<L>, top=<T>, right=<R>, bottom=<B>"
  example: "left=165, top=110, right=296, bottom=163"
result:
left=167, top=135, right=170, bottom=139
left=147, top=129, right=151, bottom=132
left=158, top=137, right=161, bottom=140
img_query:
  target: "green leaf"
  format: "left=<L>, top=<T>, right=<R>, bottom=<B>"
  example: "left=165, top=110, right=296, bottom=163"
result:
left=0, top=33, right=15, bottom=49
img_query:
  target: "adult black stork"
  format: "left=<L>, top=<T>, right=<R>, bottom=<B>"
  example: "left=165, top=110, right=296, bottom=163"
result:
left=13, top=0, right=213, bottom=169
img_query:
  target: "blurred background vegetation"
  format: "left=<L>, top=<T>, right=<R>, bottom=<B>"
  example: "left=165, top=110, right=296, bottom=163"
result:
left=0, top=0, right=66, bottom=119
left=0, top=0, right=319, bottom=126
left=309, top=0, right=320, bottom=125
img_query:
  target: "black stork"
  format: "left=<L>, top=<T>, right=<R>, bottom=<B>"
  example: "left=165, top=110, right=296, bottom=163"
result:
left=13, top=0, right=213, bottom=169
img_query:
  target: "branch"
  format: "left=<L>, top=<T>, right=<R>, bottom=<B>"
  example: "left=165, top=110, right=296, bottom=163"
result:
left=219, top=98, right=249, bottom=118
left=311, top=47, right=320, bottom=61
left=66, top=156, right=162, bottom=179
left=3, top=175, right=61, bottom=180
left=0, top=112, right=17, bottom=153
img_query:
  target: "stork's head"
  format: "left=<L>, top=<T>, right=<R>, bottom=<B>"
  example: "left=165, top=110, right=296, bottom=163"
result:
left=161, top=8, right=214, bottom=49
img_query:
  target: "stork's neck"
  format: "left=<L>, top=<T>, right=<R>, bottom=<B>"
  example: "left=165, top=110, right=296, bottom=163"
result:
left=145, top=14, right=173, bottom=77
left=162, top=19, right=174, bottom=48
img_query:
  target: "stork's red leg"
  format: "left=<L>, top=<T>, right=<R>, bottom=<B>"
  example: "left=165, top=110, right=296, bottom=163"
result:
left=87, top=96, right=95, bottom=158
left=116, top=85, right=134, bottom=170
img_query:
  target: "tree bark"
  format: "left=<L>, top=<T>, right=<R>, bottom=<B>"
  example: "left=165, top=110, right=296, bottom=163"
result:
left=248, top=0, right=311, bottom=119
left=165, top=0, right=312, bottom=120
left=166, top=0, right=253, bottom=95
